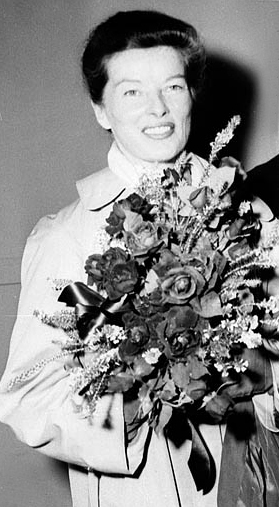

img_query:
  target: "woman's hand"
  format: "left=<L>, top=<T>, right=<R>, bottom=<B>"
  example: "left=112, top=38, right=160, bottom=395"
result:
left=204, top=348, right=273, bottom=422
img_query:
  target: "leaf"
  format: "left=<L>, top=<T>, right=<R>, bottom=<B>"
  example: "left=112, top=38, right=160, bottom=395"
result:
left=177, top=184, right=195, bottom=203
left=185, top=379, right=207, bottom=401
left=143, top=269, right=159, bottom=295
left=106, top=373, right=135, bottom=393
left=160, top=378, right=177, bottom=401
left=204, top=393, right=233, bottom=422
left=154, top=403, right=173, bottom=435
left=179, top=203, right=192, bottom=216
left=209, top=166, right=236, bottom=191
left=133, top=356, right=154, bottom=377
left=213, top=251, right=227, bottom=275
left=171, top=362, right=190, bottom=390
left=187, top=355, right=209, bottom=379
left=197, top=291, right=222, bottom=317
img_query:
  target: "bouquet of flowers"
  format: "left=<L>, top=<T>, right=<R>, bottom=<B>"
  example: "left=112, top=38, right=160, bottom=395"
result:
left=9, top=116, right=279, bottom=431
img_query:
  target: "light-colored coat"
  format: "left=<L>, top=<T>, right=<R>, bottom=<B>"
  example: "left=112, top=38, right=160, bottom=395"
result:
left=0, top=145, right=278, bottom=507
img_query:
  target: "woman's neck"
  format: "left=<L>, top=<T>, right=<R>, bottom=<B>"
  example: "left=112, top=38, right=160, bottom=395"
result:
left=115, top=141, right=175, bottom=176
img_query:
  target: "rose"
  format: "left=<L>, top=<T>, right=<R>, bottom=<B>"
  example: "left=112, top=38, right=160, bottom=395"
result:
left=85, top=248, right=139, bottom=299
left=125, top=193, right=153, bottom=217
left=105, top=259, right=139, bottom=300
left=105, top=202, right=126, bottom=236
left=84, top=254, right=104, bottom=286
left=125, top=221, right=162, bottom=256
left=166, top=329, right=200, bottom=359
left=106, top=194, right=153, bottom=236
left=123, top=311, right=164, bottom=347
left=160, top=266, right=205, bottom=305
left=184, top=250, right=226, bottom=293
left=85, top=247, right=128, bottom=289
left=157, top=306, right=200, bottom=360
left=119, top=316, right=150, bottom=363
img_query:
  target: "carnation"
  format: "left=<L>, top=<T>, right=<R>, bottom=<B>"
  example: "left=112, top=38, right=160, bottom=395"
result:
left=240, top=330, right=262, bottom=349
left=142, top=348, right=162, bottom=365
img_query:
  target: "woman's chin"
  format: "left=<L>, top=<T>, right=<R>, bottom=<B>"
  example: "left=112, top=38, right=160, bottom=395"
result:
left=137, top=143, right=185, bottom=164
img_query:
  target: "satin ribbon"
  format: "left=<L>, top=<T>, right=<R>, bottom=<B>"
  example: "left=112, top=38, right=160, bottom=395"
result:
left=59, top=283, right=216, bottom=493
left=58, top=282, right=130, bottom=339
left=187, top=418, right=216, bottom=494
left=166, top=409, right=216, bottom=495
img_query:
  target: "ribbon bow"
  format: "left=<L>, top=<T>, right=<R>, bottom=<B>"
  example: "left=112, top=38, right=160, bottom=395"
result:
left=59, top=282, right=129, bottom=340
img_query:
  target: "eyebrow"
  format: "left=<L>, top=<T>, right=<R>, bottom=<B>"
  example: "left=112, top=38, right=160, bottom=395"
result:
left=166, top=74, right=185, bottom=81
left=114, top=78, right=141, bottom=87
left=114, top=74, right=186, bottom=87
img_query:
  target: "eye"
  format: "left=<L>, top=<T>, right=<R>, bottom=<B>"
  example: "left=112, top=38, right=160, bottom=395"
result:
left=123, top=89, right=141, bottom=97
left=165, top=84, right=185, bottom=93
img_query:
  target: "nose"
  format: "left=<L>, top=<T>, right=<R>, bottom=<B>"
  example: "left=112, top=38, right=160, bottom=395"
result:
left=147, top=91, right=169, bottom=117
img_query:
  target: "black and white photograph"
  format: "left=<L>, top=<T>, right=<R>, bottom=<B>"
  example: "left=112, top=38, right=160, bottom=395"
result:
left=1, top=1, right=279, bottom=506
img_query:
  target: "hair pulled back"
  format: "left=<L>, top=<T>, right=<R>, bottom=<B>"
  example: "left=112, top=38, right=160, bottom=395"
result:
left=82, top=10, right=206, bottom=104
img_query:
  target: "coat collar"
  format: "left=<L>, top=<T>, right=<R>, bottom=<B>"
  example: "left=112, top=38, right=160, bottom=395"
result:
left=76, top=143, right=132, bottom=211
left=76, top=166, right=127, bottom=211
left=76, top=142, right=163, bottom=211
left=76, top=142, right=208, bottom=211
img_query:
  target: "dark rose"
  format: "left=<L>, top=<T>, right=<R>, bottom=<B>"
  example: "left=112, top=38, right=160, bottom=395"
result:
left=105, top=202, right=126, bottom=236
left=164, top=328, right=200, bottom=360
left=85, top=248, right=139, bottom=299
left=161, top=266, right=205, bottom=305
left=119, top=316, right=150, bottom=363
left=125, top=221, right=162, bottom=256
left=85, top=248, right=128, bottom=288
left=157, top=306, right=200, bottom=360
left=126, top=193, right=153, bottom=217
left=105, top=260, right=139, bottom=300
left=85, top=254, right=103, bottom=286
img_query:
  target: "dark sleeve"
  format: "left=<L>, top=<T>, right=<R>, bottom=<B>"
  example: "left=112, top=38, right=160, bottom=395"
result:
left=243, top=154, right=279, bottom=217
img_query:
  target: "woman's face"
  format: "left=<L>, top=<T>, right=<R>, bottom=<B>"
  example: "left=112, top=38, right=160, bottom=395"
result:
left=92, top=46, right=192, bottom=163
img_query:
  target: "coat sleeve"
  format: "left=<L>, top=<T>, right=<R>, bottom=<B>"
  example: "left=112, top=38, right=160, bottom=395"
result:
left=0, top=215, right=149, bottom=474
left=252, top=206, right=279, bottom=431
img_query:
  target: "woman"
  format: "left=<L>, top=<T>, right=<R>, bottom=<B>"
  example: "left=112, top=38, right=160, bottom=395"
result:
left=0, top=10, right=277, bottom=507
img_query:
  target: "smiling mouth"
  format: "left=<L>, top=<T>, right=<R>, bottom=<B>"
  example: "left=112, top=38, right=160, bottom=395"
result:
left=143, top=124, right=174, bottom=139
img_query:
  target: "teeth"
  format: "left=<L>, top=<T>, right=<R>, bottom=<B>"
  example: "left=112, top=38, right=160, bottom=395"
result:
left=144, top=125, right=172, bottom=134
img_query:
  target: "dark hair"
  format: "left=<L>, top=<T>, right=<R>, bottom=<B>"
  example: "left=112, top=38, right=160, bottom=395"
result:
left=82, top=10, right=206, bottom=104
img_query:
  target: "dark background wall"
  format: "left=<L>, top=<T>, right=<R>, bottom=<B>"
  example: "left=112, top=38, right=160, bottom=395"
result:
left=1, top=1, right=279, bottom=505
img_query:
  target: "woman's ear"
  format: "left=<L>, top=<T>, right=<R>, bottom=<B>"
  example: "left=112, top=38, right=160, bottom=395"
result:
left=91, top=100, right=111, bottom=130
